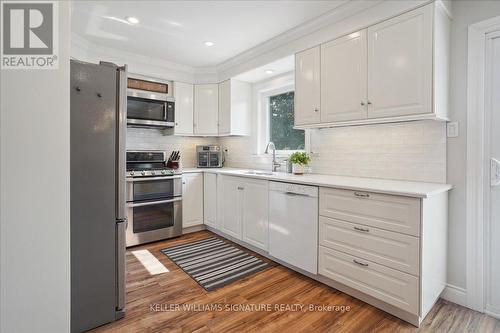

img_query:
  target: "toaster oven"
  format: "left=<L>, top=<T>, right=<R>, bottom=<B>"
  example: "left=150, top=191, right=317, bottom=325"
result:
left=197, top=145, right=223, bottom=168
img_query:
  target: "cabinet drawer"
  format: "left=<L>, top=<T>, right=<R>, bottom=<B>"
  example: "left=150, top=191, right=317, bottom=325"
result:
left=319, top=246, right=419, bottom=314
left=319, top=188, right=421, bottom=236
left=319, top=217, right=419, bottom=275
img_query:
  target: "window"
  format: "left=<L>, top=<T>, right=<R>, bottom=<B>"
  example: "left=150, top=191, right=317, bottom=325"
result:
left=269, top=91, right=304, bottom=151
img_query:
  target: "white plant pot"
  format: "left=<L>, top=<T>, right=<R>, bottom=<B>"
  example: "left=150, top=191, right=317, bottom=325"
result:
left=292, top=163, right=306, bottom=175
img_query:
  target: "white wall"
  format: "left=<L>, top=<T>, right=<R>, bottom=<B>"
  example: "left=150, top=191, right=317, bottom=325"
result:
left=446, top=0, right=500, bottom=293
left=0, top=2, right=71, bottom=332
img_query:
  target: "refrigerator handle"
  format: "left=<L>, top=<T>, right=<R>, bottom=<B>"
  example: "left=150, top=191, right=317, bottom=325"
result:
left=116, top=219, right=126, bottom=312
left=117, top=66, right=127, bottom=220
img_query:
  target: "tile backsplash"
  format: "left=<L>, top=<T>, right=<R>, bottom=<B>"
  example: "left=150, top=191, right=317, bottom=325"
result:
left=127, top=120, right=446, bottom=183
left=127, top=128, right=217, bottom=168
left=221, top=120, right=446, bottom=183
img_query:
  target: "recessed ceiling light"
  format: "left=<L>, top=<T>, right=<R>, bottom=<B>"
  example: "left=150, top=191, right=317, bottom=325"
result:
left=265, top=69, right=274, bottom=74
left=204, top=41, right=215, bottom=47
left=125, top=16, right=139, bottom=25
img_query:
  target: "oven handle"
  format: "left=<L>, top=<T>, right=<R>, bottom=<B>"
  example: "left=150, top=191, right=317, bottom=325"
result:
left=129, top=197, right=182, bottom=207
left=128, top=175, right=182, bottom=182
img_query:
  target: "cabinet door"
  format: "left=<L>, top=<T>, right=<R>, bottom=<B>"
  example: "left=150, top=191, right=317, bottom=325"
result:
left=219, top=176, right=242, bottom=239
left=367, top=5, right=432, bottom=119
left=194, top=84, right=219, bottom=135
left=182, top=173, right=204, bottom=228
left=218, top=80, right=231, bottom=135
left=241, top=179, right=269, bottom=250
left=295, top=46, right=321, bottom=126
left=173, top=82, right=194, bottom=135
left=203, top=173, right=217, bottom=228
left=321, top=30, right=368, bottom=122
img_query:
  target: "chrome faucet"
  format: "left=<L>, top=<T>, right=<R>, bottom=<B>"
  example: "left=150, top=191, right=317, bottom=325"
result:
left=265, top=142, right=281, bottom=172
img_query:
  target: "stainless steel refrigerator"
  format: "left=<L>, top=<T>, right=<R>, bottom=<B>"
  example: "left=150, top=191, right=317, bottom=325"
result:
left=70, top=60, right=127, bottom=333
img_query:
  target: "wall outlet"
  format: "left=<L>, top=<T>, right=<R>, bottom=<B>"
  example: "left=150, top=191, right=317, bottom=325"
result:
left=447, top=122, right=459, bottom=138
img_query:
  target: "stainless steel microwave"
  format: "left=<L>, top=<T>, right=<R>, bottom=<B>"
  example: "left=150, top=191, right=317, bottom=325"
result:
left=197, top=145, right=223, bottom=168
left=127, top=88, right=175, bottom=128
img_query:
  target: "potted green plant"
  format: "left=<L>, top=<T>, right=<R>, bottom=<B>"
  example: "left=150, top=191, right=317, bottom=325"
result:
left=288, top=152, right=311, bottom=175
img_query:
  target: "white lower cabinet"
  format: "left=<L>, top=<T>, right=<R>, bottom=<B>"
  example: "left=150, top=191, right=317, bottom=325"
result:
left=203, top=173, right=217, bottom=227
left=241, top=178, right=269, bottom=250
left=216, top=175, right=269, bottom=250
left=182, top=173, right=203, bottom=228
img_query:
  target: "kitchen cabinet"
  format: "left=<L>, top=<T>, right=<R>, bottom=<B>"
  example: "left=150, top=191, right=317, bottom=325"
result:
left=182, top=173, right=203, bottom=228
left=294, top=46, right=321, bottom=126
left=194, top=84, right=219, bottom=135
left=241, top=178, right=269, bottom=250
left=218, top=79, right=252, bottom=136
left=294, top=2, right=450, bottom=129
left=218, top=175, right=242, bottom=238
left=321, top=30, right=367, bottom=122
left=173, top=82, right=194, bottom=135
left=203, top=173, right=217, bottom=227
left=217, top=175, right=269, bottom=250
left=367, top=5, right=432, bottom=119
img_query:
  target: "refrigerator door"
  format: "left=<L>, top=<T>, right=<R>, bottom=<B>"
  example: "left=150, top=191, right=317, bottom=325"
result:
left=71, top=60, right=119, bottom=333
left=116, top=66, right=127, bottom=220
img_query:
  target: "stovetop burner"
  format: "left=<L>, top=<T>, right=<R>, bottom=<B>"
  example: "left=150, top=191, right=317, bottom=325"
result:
left=126, top=150, right=181, bottom=177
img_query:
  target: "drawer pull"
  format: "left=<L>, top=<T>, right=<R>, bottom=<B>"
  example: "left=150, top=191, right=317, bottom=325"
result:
left=353, top=226, right=370, bottom=233
left=237, top=186, right=244, bottom=190
left=353, top=259, right=369, bottom=267
left=354, top=192, right=370, bottom=198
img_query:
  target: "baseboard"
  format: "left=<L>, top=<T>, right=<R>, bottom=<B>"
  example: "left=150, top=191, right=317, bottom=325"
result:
left=441, top=284, right=467, bottom=307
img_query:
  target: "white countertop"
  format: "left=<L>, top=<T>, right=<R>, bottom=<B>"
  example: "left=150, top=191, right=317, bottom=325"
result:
left=182, top=168, right=452, bottom=198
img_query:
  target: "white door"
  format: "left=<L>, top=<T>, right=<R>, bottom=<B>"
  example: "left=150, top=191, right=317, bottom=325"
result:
left=241, top=179, right=269, bottom=250
left=182, top=173, right=203, bottom=228
left=367, top=5, right=432, bottom=119
left=295, top=46, right=321, bottom=126
left=486, top=33, right=500, bottom=318
left=203, top=173, right=217, bottom=228
left=194, top=84, right=219, bottom=135
left=321, top=30, right=368, bottom=122
left=219, top=176, right=242, bottom=239
left=173, top=82, right=194, bottom=135
left=218, top=80, right=231, bottom=135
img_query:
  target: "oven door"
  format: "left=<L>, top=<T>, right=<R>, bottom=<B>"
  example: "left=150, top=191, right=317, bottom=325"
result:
left=126, top=197, right=182, bottom=247
left=127, top=176, right=182, bottom=202
left=127, top=89, right=175, bottom=127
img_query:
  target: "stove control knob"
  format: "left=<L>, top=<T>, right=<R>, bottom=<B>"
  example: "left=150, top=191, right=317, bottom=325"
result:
left=129, top=171, right=134, bottom=177
left=162, top=170, right=167, bottom=175
left=141, top=171, right=146, bottom=176
left=151, top=171, right=156, bottom=176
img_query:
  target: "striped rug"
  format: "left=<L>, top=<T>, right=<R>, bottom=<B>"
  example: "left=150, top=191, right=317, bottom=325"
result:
left=161, top=237, right=272, bottom=291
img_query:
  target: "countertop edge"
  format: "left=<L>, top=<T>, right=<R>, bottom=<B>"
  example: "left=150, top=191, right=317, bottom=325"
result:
left=181, top=168, right=452, bottom=198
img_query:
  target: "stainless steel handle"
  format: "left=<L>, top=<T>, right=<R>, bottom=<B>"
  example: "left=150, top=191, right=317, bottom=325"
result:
left=117, top=67, right=127, bottom=220
left=237, top=186, right=244, bottom=190
left=353, top=259, right=369, bottom=267
left=130, top=175, right=182, bottom=182
left=116, top=219, right=126, bottom=310
left=314, top=108, right=319, bottom=112
left=367, top=100, right=372, bottom=105
left=129, top=197, right=182, bottom=207
left=285, top=191, right=310, bottom=197
left=360, top=101, right=365, bottom=106
left=354, top=192, right=370, bottom=198
left=354, top=226, right=370, bottom=233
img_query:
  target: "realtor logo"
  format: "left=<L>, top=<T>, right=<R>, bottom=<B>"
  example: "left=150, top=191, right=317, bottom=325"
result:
left=1, top=1, right=58, bottom=69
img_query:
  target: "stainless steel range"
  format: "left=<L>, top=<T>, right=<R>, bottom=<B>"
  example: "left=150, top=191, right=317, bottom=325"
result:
left=126, top=151, right=182, bottom=247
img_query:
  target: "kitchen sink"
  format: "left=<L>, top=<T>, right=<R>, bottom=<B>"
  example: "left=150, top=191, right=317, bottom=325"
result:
left=243, top=170, right=274, bottom=176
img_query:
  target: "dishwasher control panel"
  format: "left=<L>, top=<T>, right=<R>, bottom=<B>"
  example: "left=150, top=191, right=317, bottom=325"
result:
left=269, top=181, right=318, bottom=197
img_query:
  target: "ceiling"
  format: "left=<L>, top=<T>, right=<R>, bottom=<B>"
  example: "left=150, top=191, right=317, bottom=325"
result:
left=71, top=1, right=346, bottom=68
left=234, top=55, right=294, bottom=83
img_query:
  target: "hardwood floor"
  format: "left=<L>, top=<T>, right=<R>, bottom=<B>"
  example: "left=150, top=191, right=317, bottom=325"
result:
left=91, top=230, right=500, bottom=333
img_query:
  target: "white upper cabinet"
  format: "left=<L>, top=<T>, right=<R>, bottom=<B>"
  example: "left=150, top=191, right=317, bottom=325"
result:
left=294, top=2, right=450, bottom=128
left=173, top=82, right=194, bottom=135
left=218, top=79, right=252, bottom=136
left=194, top=84, right=219, bottom=135
left=182, top=173, right=204, bottom=228
left=367, top=5, right=432, bottom=119
left=295, top=46, right=321, bottom=126
left=321, top=30, right=368, bottom=122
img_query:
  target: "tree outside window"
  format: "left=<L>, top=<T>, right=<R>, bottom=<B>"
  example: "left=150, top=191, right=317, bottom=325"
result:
left=269, top=91, right=304, bottom=151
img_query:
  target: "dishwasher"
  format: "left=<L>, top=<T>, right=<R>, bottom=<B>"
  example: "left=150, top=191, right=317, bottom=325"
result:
left=269, top=181, right=319, bottom=274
